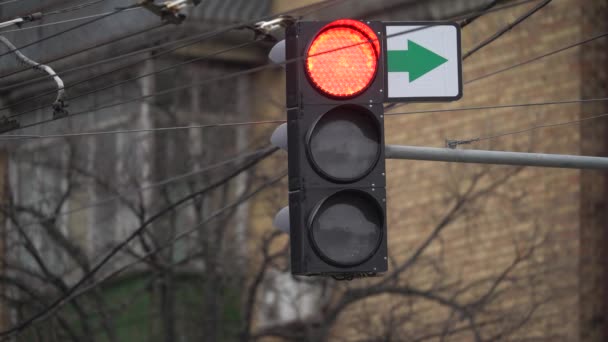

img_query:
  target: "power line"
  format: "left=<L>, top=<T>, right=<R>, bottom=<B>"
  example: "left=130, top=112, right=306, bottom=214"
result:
left=0, top=22, right=166, bottom=84
left=459, top=0, right=500, bottom=28
left=385, top=97, right=608, bottom=116
left=44, top=0, right=108, bottom=16
left=0, top=0, right=538, bottom=95
left=384, top=0, right=550, bottom=111
left=448, top=112, right=608, bottom=147
left=465, top=31, right=608, bottom=84
left=0, top=0, right=349, bottom=114
left=1, top=39, right=259, bottom=118
left=385, top=30, right=608, bottom=113
left=462, top=0, right=552, bottom=60
left=0, top=0, right=348, bottom=92
left=3, top=3, right=554, bottom=133
left=12, top=146, right=270, bottom=227
left=0, top=7, right=143, bottom=35
left=16, top=30, right=596, bottom=128
left=0, top=36, right=67, bottom=117
left=0, top=26, right=226, bottom=95
left=0, top=119, right=285, bottom=140
left=0, top=5, right=134, bottom=60
left=0, top=0, right=530, bottom=104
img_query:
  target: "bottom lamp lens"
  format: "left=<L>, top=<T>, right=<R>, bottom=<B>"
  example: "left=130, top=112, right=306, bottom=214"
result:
left=310, top=190, right=383, bottom=267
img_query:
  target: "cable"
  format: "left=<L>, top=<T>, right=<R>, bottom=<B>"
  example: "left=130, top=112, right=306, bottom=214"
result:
left=0, top=0, right=128, bottom=35
left=465, top=31, right=608, bottom=85
left=449, top=112, right=608, bottom=147
left=0, top=5, right=133, bottom=60
left=1, top=39, right=259, bottom=118
left=0, top=21, right=166, bottom=84
left=12, top=146, right=271, bottom=228
left=385, top=97, right=608, bottom=116
left=0, top=0, right=349, bottom=121
left=459, top=0, right=500, bottom=28
left=0, top=36, right=67, bottom=117
left=0, top=0, right=532, bottom=105
left=0, top=119, right=285, bottom=140
left=462, top=0, right=552, bottom=60
left=5, top=1, right=556, bottom=126
left=3, top=3, right=555, bottom=132
left=0, top=0, right=19, bottom=5
left=0, top=25, right=226, bottom=95
left=0, top=146, right=279, bottom=338
left=0, top=7, right=143, bottom=35
left=0, top=0, right=348, bottom=93
left=384, top=0, right=549, bottom=111
left=386, top=31, right=608, bottom=113
left=44, top=0, right=108, bottom=16
left=21, top=26, right=608, bottom=136
left=5, top=0, right=356, bottom=132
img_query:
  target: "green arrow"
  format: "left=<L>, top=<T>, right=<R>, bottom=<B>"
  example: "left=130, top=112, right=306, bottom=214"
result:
left=387, top=40, right=448, bottom=82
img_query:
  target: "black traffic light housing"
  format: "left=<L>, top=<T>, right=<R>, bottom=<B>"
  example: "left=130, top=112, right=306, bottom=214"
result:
left=285, top=20, right=388, bottom=277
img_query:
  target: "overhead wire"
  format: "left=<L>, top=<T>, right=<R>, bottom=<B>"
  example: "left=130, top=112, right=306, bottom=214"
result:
left=0, top=7, right=143, bottom=35
left=384, top=31, right=608, bottom=115
left=2, top=1, right=558, bottom=133
left=0, top=39, right=260, bottom=117
left=447, top=112, right=608, bottom=147
left=7, top=97, right=608, bottom=141
left=464, top=31, right=608, bottom=84
left=0, top=0, right=537, bottom=116
left=11, top=146, right=272, bottom=227
left=385, top=97, right=608, bottom=116
left=385, top=0, right=551, bottom=111
left=0, top=21, right=167, bottom=83
left=0, top=119, right=286, bottom=140
left=0, top=4, right=135, bottom=60
left=0, top=0, right=348, bottom=90
left=10, top=31, right=608, bottom=136
left=462, top=0, right=552, bottom=60
left=0, top=1, right=109, bottom=30
left=43, top=0, right=108, bottom=16
left=0, top=0, right=351, bottom=123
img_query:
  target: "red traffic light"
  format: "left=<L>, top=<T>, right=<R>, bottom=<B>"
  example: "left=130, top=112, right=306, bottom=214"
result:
left=305, top=19, right=380, bottom=98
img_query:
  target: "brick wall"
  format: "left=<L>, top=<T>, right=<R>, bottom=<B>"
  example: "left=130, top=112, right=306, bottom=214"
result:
left=379, top=0, right=604, bottom=340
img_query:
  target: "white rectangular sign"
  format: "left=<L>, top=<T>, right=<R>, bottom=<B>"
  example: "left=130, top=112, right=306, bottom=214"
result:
left=384, top=23, right=462, bottom=102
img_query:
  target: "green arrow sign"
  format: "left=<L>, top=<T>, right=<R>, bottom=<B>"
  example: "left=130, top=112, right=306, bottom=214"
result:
left=387, top=40, right=448, bottom=82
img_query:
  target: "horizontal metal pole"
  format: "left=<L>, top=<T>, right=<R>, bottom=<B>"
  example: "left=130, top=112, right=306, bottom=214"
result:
left=385, top=145, right=608, bottom=170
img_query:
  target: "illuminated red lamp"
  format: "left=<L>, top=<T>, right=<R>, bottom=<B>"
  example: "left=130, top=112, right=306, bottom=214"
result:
left=305, top=19, right=380, bottom=98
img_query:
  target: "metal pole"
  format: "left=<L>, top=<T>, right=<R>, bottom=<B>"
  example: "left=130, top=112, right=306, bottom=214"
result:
left=385, top=145, right=608, bottom=170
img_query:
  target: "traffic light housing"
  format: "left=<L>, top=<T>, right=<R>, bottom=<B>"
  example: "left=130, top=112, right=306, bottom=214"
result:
left=285, top=19, right=387, bottom=277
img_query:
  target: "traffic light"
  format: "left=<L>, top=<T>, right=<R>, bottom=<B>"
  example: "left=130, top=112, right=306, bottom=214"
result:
left=284, top=19, right=387, bottom=277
